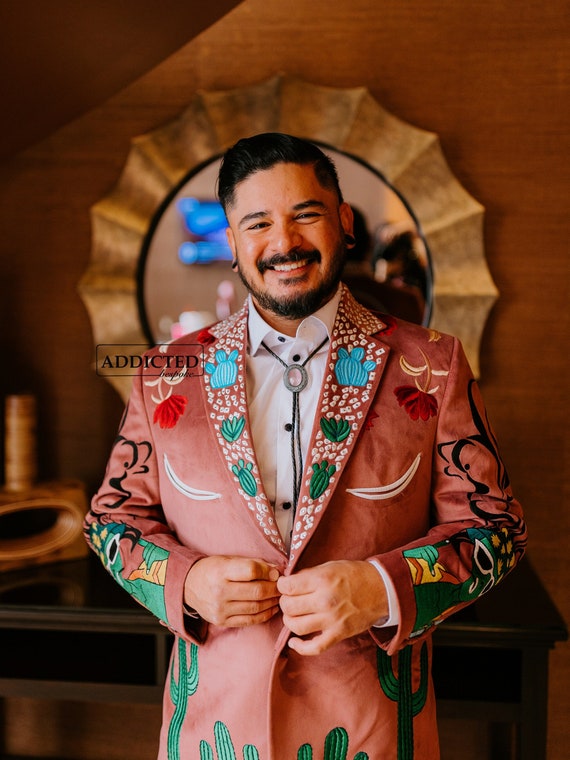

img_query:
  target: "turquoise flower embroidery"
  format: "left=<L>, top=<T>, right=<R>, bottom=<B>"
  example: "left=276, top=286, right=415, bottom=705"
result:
left=205, top=349, right=239, bottom=388
left=334, top=347, right=376, bottom=386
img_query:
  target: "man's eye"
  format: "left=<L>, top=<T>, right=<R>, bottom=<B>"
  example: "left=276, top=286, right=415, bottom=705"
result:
left=248, top=221, right=269, bottom=230
left=296, top=212, right=321, bottom=221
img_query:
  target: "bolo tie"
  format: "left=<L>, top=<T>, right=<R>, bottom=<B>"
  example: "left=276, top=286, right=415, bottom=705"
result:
left=261, top=335, right=329, bottom=518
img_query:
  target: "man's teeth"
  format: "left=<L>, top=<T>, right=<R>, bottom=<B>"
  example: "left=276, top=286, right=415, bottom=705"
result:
left=272, top=260, right=308, bottom=272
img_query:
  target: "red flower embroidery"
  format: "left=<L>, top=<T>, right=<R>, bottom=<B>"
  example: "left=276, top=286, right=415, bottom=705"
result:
left=153, top=394, right=188, bottom=429
left=379, top=315, right=398, bottom=336
left=394, top=385, right=438, bottom=421
left=365, top=409, right=379, bottom=430
left=196, top=328, right=215, bottom=346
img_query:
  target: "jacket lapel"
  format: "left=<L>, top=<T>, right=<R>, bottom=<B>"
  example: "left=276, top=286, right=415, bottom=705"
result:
left=289, top=287, right=391, bottom=563
left=203, top=303, right=287, bottom=554
left=199, top=287, right=392, bottom=560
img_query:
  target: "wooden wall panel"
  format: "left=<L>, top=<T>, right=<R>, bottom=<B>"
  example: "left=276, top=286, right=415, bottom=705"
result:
left=0, top=1, right=567, bottom=757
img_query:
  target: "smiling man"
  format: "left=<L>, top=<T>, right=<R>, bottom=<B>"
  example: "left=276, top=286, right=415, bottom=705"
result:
left=221, top=151, right=353, bottom=328
left=85, top=133, right=526, bottom=759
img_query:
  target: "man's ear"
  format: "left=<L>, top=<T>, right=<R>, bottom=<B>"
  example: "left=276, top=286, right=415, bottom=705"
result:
left=226, top=226, right=237, bottom=256
left=340, top=202, right=354, bottom=238
left=226, top=227, right=239, bottom=270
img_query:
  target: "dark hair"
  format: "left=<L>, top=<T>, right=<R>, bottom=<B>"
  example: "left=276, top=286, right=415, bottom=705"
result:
left=217, top=132, right=343, bottom=211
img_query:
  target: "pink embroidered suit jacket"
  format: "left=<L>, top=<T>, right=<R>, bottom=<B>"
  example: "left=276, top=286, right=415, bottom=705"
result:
left=85, top=285, right=526, bottom=760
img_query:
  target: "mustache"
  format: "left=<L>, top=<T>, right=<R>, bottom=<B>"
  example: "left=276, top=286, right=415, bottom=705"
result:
left=257, top=250, right=321, bottom=274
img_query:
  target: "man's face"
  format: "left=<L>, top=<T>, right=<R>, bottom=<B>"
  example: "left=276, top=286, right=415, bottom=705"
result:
left=225, top=162, right=353, bottom=325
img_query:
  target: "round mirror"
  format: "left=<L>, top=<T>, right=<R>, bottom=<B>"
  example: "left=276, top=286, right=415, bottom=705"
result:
left=140, top=147, right=431, bottom=345
left=80, top=75, right=498, bottom=401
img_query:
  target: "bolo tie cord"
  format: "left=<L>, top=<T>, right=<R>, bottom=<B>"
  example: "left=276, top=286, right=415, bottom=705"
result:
left=261, top=336, right=329, bottom=515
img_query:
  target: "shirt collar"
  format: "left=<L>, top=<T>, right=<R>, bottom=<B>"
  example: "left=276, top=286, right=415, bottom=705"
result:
left=247, top=286, right=341, bottom=356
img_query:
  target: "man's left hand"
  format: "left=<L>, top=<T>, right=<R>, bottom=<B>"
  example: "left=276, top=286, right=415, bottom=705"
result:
left=277, top=560, right=389, bottom=656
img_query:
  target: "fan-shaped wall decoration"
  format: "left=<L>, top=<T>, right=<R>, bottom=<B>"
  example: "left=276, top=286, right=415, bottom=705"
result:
left=79, top=74, right=498, bottom=401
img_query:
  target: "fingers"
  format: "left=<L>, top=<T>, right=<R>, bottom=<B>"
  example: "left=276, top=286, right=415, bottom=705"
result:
left=277, top=566, right=315, bottom=596
left=223, top=600, right=282, bottom=628
left=184, top=557, right=388, bottom=647
left=287, top=631, right=336, bottom=656
left=222, top=556, right=281, bottom=583
left=278, top=560, right=389, bottom=655
left=183, top=555, right=282, bottom=628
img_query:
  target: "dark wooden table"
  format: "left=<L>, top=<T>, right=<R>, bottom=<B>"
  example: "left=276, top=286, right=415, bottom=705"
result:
left=432, top=557, right=567, bottom=759
left=0, top=554, right=566, bottom=759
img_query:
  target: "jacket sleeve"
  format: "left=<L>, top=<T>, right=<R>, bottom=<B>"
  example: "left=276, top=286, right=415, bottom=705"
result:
left=370, top=336, right=527, bottom=655
left=83, top=369, right=208, bottom=644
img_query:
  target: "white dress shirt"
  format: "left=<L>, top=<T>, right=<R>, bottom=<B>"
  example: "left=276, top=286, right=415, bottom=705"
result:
left=245, top=288, right=399, bottom=628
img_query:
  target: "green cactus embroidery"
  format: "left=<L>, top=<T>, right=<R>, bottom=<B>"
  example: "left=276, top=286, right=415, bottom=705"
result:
left=310, top=460, right=336, bottom=499
left=199, top=721, right=259, bottom=760
left=377, top=643, right=428, bottom=760
left=199, top=723, right=369, bottom=760
left=297, top=728, right=369, bottom=759
left=325, top=727, right=348, bottom=758
left=320, top=416, right=351, bottom=442
left=167, top=639, right=199, bottom=760
left=221, top=415, right=246, bottom=442
left=231, top=458, right=258, bottom=496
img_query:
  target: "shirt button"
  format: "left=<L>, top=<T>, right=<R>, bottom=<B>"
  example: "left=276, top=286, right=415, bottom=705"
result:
left=278, top=336, right=286, bottom=342
left=284, top=423, right=292, bottom=432
left=283, top=502, right=292, bottom=510
left=292, top=354, right=301, bottom=362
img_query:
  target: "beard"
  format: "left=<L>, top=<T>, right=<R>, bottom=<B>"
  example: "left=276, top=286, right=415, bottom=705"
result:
left=235, top=243, right=347, bottom=321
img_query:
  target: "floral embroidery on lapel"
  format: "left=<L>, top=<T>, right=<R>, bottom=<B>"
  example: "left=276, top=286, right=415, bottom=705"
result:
left=221, top=415, right=246, bottom=442
left=394, top=348, right=449, bottom=421
left=320, top=416, right=350, bottom=442
left=289, top=286, right=387, bottom=558
left=334, top=346, right=377, bottom=386
left=205, top=349, right=239, bottom=388
left=205, top=305, right=284, bottom=551
left=377, top=313, right=398, bottom=336
left=196, top=327, right=215, bottom=346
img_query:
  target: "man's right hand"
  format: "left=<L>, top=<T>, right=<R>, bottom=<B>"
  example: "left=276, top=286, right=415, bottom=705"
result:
left=183, top=556, right=281, bottom=627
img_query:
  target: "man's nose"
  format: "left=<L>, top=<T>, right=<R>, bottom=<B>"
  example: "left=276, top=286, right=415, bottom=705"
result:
left=271, top=221, right=303, bottom=252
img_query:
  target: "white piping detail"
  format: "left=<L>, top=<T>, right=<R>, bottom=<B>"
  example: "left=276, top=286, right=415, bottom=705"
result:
left=164, top=454, right=221, bottom=501
left=346, top=453, right=422, bottom=500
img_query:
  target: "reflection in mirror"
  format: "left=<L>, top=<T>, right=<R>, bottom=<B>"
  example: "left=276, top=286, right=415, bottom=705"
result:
left=140, top=157, right=247, bottom=344
left=139, top=148, right=432, bottom=345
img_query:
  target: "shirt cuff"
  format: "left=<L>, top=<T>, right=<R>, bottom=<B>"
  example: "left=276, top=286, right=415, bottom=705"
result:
left=368, top=559, right=400, bottom=628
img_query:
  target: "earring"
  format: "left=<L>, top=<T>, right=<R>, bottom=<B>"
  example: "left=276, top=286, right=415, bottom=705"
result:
left=231, top=259, right=238, bottom=270
left=345, top=234, right=356, bottom=248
